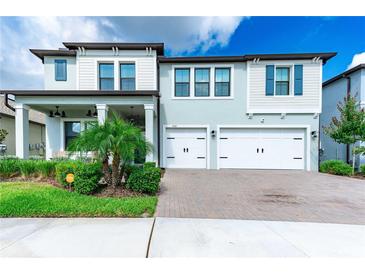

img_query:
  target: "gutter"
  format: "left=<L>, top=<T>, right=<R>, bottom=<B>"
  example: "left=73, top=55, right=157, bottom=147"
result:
left=156, top=58, right=161, bottom=167
left=4, top=93, right=15, bottom=112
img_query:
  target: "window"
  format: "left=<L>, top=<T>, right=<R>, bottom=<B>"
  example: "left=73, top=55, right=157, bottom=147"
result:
left=175, top=68, right=190, bottom=97
left=99, top=63, right=114, bottom=90
left=120, top=63, right=136, bottom=91
left=195, top=68, right=210, bottom=97
left=275, top=67, right=290, bottom=95
left=64, top=121, right=81, bottom=149
left=215, top=68, right=230, bottom=96
left=55, top=60, right=67, bottom=81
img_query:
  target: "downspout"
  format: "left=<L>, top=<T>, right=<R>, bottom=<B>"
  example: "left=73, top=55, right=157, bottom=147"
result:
left=156, top=58, right=161, bottom=167
left=346, top=76, right=351, bottom=164
left=4, top=93, right=15, bottom=112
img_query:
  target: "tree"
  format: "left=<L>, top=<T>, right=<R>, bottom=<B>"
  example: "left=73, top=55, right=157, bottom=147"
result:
left=68, top=112, right=152, bottom=189
left=323, top=95, right=365, bottom=173
left=0, top=129, right=8, bottom=144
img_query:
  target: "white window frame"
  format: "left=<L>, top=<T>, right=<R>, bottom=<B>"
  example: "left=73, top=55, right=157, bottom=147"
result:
left=119, top=61, right=137, bottom=91
left=273, top=64, right=295, bottom=97
left=94, top=58, right=140, bottom=91
left=171, top=64, right=234, bottom=100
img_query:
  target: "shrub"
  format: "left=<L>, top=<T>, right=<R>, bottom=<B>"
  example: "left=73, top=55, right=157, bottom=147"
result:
left=18, top=160, right=37, bottom=177
left=143, top=162, right=156, bottom=169
left=320, top=160, right=353, bottom=176
left=360, top=165, right=365, bottom=174
left=126, top=167, right=161, bottom=195
left=0, top=159, right=20, bottom=178
left=55, top=161, right=102, bottom=195
left=124, top=164, right=142, bottom=182
left=73, top=162, right=103, bottom=195
left=36, top=160, right=57, bottom=178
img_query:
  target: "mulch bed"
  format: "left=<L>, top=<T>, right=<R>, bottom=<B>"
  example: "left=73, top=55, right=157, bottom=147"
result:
left=0, top=176, right=147, bottom=198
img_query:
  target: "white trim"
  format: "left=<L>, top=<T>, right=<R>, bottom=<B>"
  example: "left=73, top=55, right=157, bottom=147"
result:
left=171, top=64, right=234, bottom=100
left=247, top=109, right=320, bottom=114
left=273, top=64, right=294, bottom=97
left=144, top=103, right=154, bottom=111
left=162, top=124, right=210, bottom=169
left=14, top=103, right=30, bottom=110
left=216, top=124, right=311, bottom=171
left=319, top=60, right=323, bottom=113
left=95, top=104, right=109, bottom=111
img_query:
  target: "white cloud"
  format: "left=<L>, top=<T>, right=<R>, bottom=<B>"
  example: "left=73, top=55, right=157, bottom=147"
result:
left=0, top=16, right=244, bottom=89
left=348, top=52, right=365, bottom=69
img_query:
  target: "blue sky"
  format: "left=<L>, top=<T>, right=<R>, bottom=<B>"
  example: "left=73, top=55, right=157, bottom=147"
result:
left=0, top=16, right=364, bottom=89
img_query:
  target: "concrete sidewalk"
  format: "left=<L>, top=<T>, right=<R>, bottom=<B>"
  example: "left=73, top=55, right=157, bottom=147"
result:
left=1, top=218, right=364, bottom=257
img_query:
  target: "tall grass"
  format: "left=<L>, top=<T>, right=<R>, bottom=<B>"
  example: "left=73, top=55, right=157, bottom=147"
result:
left=0, top=159, right=57, bottom=178
left=0, top=159, right=20, bottom=178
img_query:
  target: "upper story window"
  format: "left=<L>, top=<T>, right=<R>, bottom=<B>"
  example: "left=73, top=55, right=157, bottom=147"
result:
left=175, top=68, right=190, bottom=97
left=215, top=68, right=230, bottom=96
left=55, top=60, right=67, bottom=81
left=120, top=64, right=136, bottom=91
left=195, top=68, right=210, bottom=97
left=275, top=67, right=290, bottom=95
left=99, top=63, right=114, bottom=90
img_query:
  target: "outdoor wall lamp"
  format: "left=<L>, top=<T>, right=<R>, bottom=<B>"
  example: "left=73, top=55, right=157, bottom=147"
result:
left=311, top=130, right=318, bottom=138
left=211, top=130, right=216, bottom=138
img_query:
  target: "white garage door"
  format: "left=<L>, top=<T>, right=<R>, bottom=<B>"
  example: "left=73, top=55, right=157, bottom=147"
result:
left=164, top=128, right=207, bottom=168
left=219, top=128, right=305, bottom=170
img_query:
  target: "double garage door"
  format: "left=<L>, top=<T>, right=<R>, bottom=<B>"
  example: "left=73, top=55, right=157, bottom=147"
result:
left=164, top=127, right=305, bottom=170
left=219, top=128, right=305, bottom=170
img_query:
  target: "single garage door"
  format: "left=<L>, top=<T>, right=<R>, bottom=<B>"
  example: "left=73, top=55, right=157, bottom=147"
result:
left=164, top=128, right=207, bottom=168
left=219, top=128, right=305, bottom=170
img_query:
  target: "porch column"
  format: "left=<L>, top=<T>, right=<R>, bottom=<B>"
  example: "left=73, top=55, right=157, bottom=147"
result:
left=96, top=104, right=108, bottom=124
left=15, top=104, right=29, bottom=159
left=144, top=104, right=155, bottom=162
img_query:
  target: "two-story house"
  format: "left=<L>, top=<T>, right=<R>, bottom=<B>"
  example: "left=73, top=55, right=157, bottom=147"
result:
left=320, top=64, right=365, bottom=165
left=0, top=42, right=336, bottom=171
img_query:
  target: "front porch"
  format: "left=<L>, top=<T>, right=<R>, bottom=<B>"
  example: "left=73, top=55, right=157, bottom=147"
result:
left=10, top=91, right=159, bottom=162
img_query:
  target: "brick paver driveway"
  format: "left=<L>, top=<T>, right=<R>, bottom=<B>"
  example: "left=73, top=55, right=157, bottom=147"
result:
left=156, top=169, right=365, bottom=224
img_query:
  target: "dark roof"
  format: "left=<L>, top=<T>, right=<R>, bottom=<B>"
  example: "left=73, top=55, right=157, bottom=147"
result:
left=0, top=90, right=160, bottom=97
left=159, top=52, right=337, bottom=64
left=244, top=52, right=337, bottom=64
left=158, top=56, right=245, bottom=63
left=63, top=42, right=165, bottom=55
left=29, top=49, right=77, bottom=62
left=323, top=64, right=365, bottom=87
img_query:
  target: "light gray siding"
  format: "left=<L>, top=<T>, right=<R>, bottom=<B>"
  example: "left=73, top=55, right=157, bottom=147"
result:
left=78, top=50, right=157, bottom=90
left=320, top=69, right=364, bottom=164
left=159, top=62, right=320, bottom=170
left=44, top=56, right=77, bottom=90
left=248, top=60, right=322, bottom=113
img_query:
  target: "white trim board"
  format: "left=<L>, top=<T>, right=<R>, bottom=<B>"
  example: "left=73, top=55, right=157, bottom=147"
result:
left=162, top=124, right=211, bottom=169
left=216, top=124, right=311, bottom=171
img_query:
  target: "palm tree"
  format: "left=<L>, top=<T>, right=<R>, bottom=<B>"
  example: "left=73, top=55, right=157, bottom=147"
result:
left=68, top=112, right=152, bottom=189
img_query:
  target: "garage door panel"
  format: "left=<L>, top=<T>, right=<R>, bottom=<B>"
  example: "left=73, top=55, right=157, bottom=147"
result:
left=219, top=138, right=259, bottom=168
left=219, top=128, right=305, bottom=170
left=165, top=128, right=207, bottom=169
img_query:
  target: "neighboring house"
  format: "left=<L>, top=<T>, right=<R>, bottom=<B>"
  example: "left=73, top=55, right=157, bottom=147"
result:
left=320, top=64, right=365, bottom=164
left=0, top=95, right=45, bottom=157
left=0, top=42, right=336, bottom=171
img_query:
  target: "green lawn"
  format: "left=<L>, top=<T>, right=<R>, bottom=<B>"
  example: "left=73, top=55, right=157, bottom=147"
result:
left=0, top=182, right=157, bottom=217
